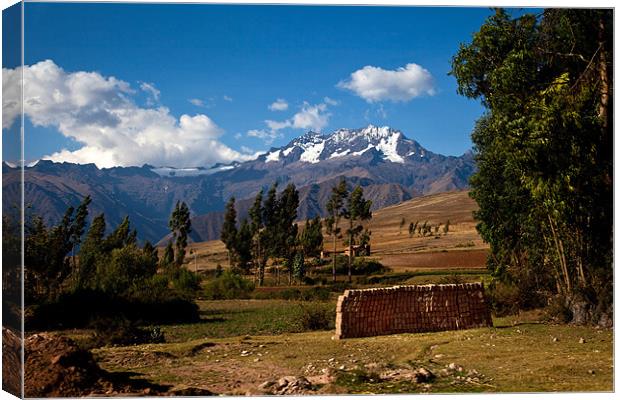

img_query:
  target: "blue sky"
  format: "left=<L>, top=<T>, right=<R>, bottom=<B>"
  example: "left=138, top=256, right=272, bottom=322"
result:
left=3, top=3, right=536, bottom=167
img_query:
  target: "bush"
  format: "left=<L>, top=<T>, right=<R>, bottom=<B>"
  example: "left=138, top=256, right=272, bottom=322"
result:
left=203, top=270, right=255, bottom=300
left=313, top=257, right=388, bottom=276
left=85, top=316, right=165, bottom=348
left=94, top=245, right=158, bottom=295
left=252, top=286, right=331, bottom=301
left=487, top=281, right=521, bottom=316
left=438, top=274, right=465, bottom=284
left=299, top=303, right=334, bottom=331
left=25, top=289, right=200, bottom=330
left=543, top=295, right=573, bottom=323
left=166, top=267, right=202, bottom=295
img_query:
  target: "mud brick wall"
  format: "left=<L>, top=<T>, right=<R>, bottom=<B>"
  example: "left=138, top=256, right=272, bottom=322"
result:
left=335, top=283, right=493, bottom=339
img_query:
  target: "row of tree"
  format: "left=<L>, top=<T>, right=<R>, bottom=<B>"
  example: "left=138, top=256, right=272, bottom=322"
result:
left=401, top=219, right=450, bottom=237
left=220, top=177, right=373, bottom=285
left=21, top=196, right=195, bottom=303
left=450, top=9, right=612, bottom=323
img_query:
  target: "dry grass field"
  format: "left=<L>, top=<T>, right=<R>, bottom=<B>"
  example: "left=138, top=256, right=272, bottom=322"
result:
left=183, top=190, right=488, bottom=273
left=88, top=304, right=613, bottom=395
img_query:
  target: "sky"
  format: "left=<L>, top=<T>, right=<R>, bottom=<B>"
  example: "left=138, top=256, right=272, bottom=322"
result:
left=2, top=3, right=537, bottom=168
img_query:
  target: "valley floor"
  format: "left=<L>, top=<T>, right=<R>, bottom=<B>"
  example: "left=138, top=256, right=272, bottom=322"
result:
left=82, top=303, right=612, bottom=395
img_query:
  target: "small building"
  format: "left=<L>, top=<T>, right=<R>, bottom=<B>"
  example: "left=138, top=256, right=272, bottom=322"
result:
left=320, top=245, right=371, bottom=259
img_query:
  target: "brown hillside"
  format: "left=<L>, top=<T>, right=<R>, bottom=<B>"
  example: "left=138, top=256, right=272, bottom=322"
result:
left=183, top=190, right=488, bottom=272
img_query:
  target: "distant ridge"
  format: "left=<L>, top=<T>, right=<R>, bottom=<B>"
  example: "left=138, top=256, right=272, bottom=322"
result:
left=4, top=125, right=475, bottom=243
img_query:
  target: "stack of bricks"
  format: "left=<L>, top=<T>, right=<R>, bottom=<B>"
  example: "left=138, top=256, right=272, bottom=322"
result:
left=335, top=283, right=493, bottom=339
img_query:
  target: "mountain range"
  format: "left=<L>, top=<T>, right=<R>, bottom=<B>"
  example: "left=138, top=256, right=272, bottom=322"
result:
left=3, top=125, right=475, bottom=244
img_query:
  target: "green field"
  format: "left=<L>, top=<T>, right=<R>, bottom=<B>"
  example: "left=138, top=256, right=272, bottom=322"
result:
left=86, top=299, right=613, bottom=395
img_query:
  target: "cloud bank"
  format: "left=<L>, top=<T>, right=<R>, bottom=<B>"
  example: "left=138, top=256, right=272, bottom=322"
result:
left=338, top=63, right=435, bottom=103
left=2, top=60, right=255, bottom=168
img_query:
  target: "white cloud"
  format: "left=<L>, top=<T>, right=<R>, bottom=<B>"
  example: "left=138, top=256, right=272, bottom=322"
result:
left=265, top=119, right=291, bottom=131
left=291, top=102, right=330, bottom=131
left=247, top=129, right=281, bottom=145
left=249, top=100, right=331, bottom=145
left=337, top=63, right=435, bottom=103
left=323, top=96, right=340, bottom=106
left=188, top=98, right=206, bottom=107
left=223, top=95, right=233, bottom=102
left=2, top=60, right=255, bottom=168
left=268, top=98, right=289, bottom=111
left=139, top=81, right=160, bottom=106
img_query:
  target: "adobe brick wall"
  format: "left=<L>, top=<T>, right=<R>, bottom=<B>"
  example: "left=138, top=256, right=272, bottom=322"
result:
left=335, top=283, right=493, bottom=339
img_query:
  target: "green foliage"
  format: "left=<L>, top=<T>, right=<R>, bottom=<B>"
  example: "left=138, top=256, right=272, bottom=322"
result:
left=102, top=216, right=137, bottom=253
left=235, top=218, right=253, bottom=272
left=292, top=252, right=305, bottom=282
left=203, top=270, right=255, bottom=300
left=169, top=201, right=192, bottom=266
left=162, top=242, right=175, bottom=267
left=451, top=9, right=612, bottom=323
left=165, top=267, right=202, bottom=296
left=94, top=244, right=158, bottom=295
left=298, top=302, right=335, bottom=331
left=315, top=257, right=387, bottom=276
left=220, top=196, right=238, bottom=266
left=299, top=216, right=323, bottom=258
left=326, top=177, right=348, bottom=281
left=343, top=185, right=373, bottom=281
left=253, top=286, right=331, bottom=301
left=85, top=316, right=165, bottom=348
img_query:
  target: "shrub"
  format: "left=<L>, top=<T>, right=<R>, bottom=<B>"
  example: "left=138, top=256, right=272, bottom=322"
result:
left=299, top=303, right=334, bottom=331
left=543, top=295, right=573, bottom=323
left=487, top=280, right=521, bottom=316
left=438, top=274, right=465, bottom=284
left=25, top=289, right=200, bottom=330
left=94, top=245, right=157, bottom=295
left=85, top=316, right=165, bottom=348
left=203, top=270, right=255, bottom=300
left=166, top=267, right=202, bottom=295
left=313, top=257, right=388, bottom=276
left=252, top=286, right=331, bottom=301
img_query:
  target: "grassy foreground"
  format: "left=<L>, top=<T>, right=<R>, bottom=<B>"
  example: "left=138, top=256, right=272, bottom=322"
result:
left=89, top=301, right=613, bottom=395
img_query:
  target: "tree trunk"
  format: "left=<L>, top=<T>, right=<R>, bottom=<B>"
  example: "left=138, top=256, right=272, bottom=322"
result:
left=598, top=16, right=609, bottom=132
left=548, top=215, right=571, bottom=292
left=332, top=232, right=337, bottom=282
left=348, top=220, right=353, bottom=283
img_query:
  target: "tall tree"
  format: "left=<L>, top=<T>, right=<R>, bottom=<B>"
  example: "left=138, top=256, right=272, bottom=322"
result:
left=220, top=197, right=238, bottom=268
left=76, top=212, right=106, bottom=290
left=169, top=201, right=192, bottom=266
left=325, top=177, right=347, bottom=282
left=70, top=195, right=92, bottom=270
left=277, top=183, right=299, bottom=285
left=161, top=242, right=175, bottom=267
left=342, top=186, right=372, bottom=283
left=300, top=216, right=324, bottom=258
left=451, top=9, right=613, bottom=323
left=235, top=218, right=253, bottom=273
left=249, top=189, right=268, bottom=285
left=102, top=216, right=137, bottom=252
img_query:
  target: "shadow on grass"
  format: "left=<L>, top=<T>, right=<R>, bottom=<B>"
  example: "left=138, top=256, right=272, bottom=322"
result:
left=103, top=370, right=173, bottom=394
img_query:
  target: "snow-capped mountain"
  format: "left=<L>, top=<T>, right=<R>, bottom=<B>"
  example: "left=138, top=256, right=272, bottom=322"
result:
left=5, top=125, right=475, bottom=243
left=260, top=125, right=428, bottom=165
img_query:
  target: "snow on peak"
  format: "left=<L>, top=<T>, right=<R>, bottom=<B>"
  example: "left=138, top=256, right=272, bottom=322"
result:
left=299, top=140, right=325, bottom=163
left=360, top=124, right=397, bottom=139
left=376, top=131, right=404, bottom=163
left=265, top=149, right=281, bottom=162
